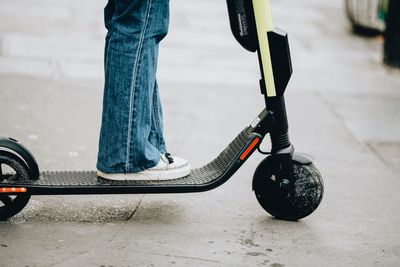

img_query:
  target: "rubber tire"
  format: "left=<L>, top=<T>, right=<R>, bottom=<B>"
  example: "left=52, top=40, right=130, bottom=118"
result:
left=0, top=151, right=31, bottom=221
left=253, top=157, right=324, bottom=221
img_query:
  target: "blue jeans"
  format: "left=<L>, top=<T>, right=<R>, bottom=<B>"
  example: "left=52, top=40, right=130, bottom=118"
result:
left=97, top=0, right=169, bottom=173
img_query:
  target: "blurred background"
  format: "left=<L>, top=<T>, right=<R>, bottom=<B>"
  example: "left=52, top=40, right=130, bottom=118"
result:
left=346, top=0, right=386, bottom=34
left=346, top=0, right=400, bottom=67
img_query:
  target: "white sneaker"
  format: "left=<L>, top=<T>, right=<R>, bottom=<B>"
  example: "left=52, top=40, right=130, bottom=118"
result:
left=97, top=154, right=191, bottom=181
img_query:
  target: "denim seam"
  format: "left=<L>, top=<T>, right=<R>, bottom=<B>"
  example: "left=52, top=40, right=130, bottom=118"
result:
left=153, top=85, right=161, bottom=134
left=105, top=11, right=115, bottom=126
left=100, top=6, right=115, bottom=170
left=125, top=0, right=153, bottom=172
left=152, top=85, right=163, bottom=151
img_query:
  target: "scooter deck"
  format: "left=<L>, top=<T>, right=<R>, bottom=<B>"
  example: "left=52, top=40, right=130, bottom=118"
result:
left=1, top=129, right=259, bottom=195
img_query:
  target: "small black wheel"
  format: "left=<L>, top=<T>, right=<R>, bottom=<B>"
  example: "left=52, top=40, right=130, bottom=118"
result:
left=0, top=151, right=31, bottom=221
left=253, top=156, right=324, bottom=221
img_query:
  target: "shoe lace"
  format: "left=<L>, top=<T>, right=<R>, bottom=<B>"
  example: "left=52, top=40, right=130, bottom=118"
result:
left=165, top=153, right=174, bottom=164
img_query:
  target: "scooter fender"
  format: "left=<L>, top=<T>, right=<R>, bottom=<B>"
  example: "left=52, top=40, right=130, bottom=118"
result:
left=292, top=152, right=314, bottom=165
left=0, top=137, right=40, bottom=180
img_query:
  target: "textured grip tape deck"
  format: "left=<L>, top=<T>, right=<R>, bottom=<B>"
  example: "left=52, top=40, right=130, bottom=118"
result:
left=1, top=130, right=252, bottom=194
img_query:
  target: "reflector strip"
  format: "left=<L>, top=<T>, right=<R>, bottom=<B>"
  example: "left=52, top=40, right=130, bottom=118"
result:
left=0, top=187, right=27, bottom=193
left=240, top=138, right=260, bottom=161
left=253, top=0, right=277, bottom=97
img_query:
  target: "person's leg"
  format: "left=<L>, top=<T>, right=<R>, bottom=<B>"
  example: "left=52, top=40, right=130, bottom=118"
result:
left=97, top=0, right=169, bottom=173
left=142, top=0, right=169, bottom=156
left=103, top=0, right=114, bottom=70
left=148, top=80, right=167, bottom=154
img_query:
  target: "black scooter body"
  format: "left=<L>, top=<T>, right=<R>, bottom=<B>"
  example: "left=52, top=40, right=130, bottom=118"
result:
left=0, top=110, right=271, bottom=195
left=0, top=0, right=324, bottom=221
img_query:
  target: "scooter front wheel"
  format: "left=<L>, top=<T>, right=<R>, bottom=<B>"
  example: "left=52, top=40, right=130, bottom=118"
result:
left=253, top=156, right=324, bottom=221
left=0, top=151, right=31, bottom=221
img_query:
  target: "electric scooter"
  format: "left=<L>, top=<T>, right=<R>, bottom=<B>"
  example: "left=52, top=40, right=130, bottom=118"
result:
left=0, top=0, right=324, bottom=221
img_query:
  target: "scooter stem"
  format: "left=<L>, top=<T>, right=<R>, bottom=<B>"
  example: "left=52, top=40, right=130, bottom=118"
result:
left=252, top=0, right=277, bottom=97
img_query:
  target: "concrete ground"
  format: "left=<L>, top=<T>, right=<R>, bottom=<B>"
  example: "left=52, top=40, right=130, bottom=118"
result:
left=0, top=0, right=399, bottom=266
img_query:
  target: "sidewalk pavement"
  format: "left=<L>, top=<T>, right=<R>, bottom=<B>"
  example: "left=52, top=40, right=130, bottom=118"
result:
left=0, top=0, right=399, bottom=266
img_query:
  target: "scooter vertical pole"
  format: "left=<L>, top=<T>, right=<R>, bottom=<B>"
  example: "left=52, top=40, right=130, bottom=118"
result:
left=252, top=0, right=292, bottom=152
left=252, top=0, right=293, bottom=188
left=252, top=0, right=276, bottom=97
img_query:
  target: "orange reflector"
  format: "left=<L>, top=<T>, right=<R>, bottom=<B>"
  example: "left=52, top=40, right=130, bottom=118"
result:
left=0, top=187, right=27, bottom=193
left=240, top=138, right=260, bottom=161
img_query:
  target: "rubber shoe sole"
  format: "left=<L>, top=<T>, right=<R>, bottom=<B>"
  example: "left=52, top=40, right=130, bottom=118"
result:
left=97, top=163, right=191, bottom=181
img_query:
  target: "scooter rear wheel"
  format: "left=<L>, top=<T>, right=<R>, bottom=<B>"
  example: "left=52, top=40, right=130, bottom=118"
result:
left=253, top=156, right=324, bottom=221
left=0, top=151, right=31, bottom=221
